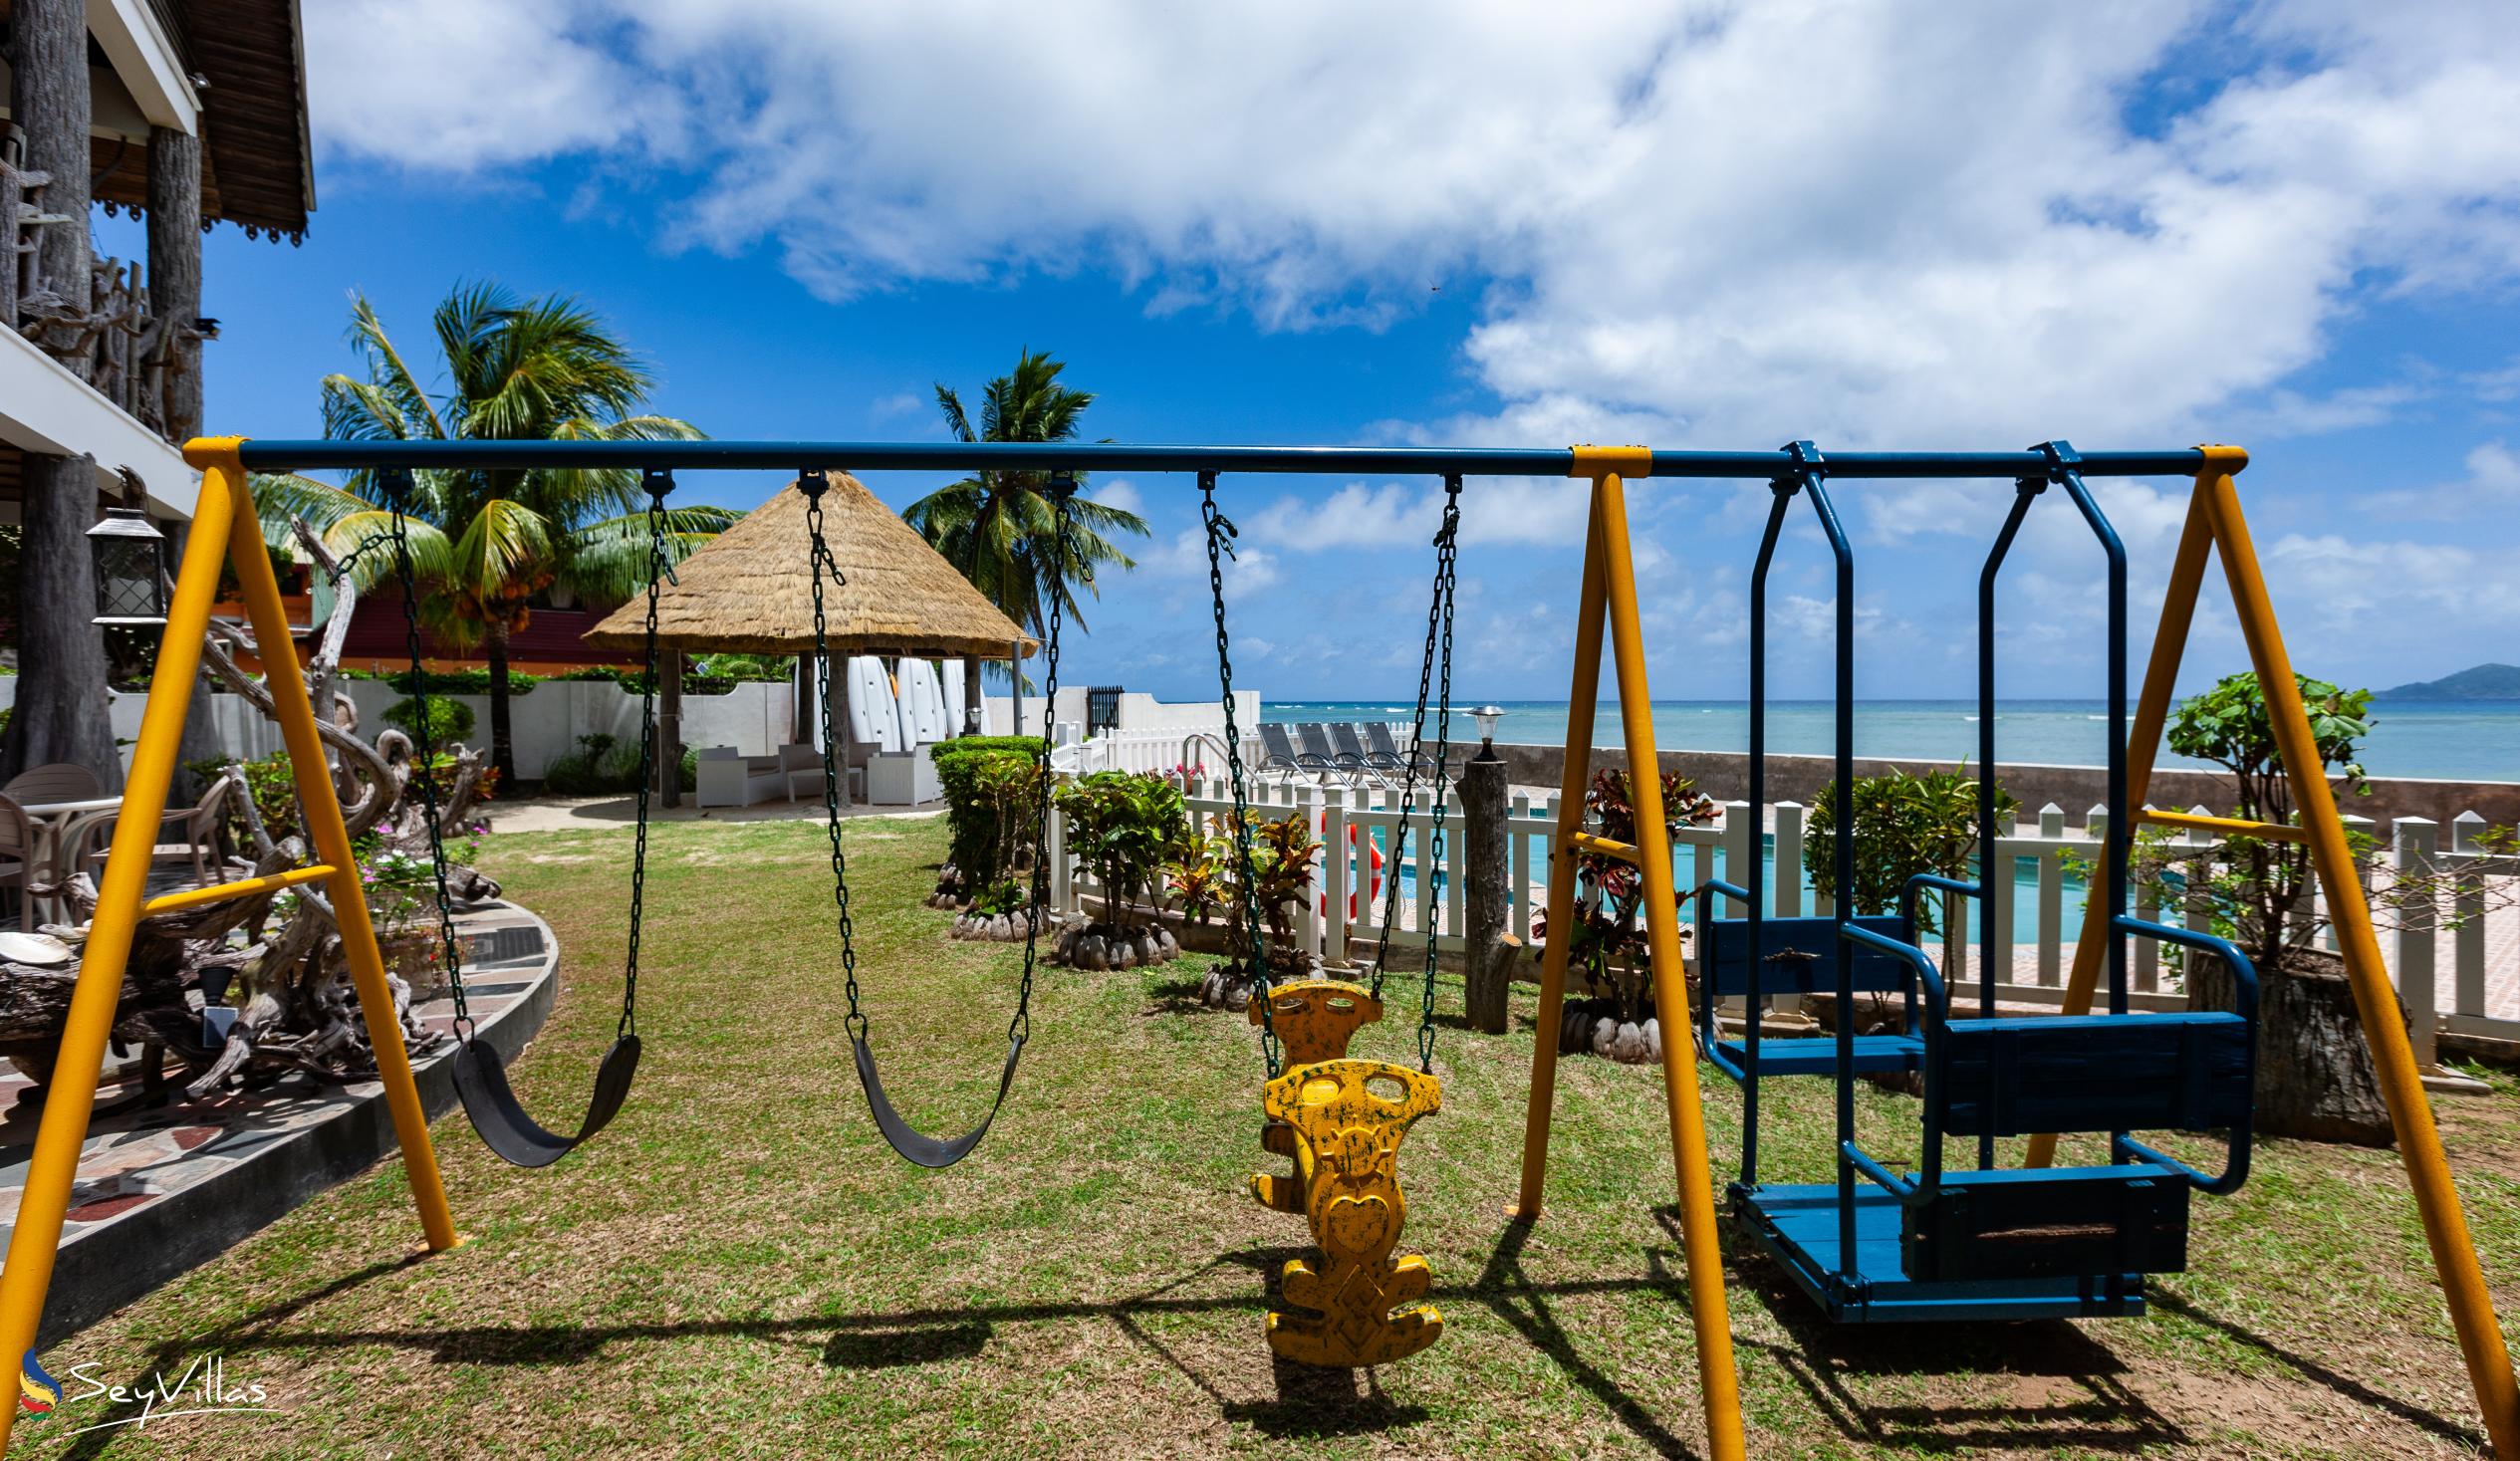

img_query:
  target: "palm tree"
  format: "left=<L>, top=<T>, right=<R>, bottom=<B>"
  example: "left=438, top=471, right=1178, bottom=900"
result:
left=904, top=351, right=1147, bottom=650
left=256, top=282, right=737, bottom=781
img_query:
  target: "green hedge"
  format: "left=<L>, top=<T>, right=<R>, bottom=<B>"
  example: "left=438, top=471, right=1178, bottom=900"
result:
left=934, top=737, right=1046, bottom=889
left=381, top=695, right=476, bottom=745
left=350, top=666, right=543, bottom=695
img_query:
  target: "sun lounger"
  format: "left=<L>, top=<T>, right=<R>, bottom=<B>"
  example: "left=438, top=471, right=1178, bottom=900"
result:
left=1366, top=722, right=1414, bottom=770
left=1296, top=723, right=1372, bottom=782
left=1258, top=723, right=1335, bottom=780
left=1329, top=722, right=1403, bottom=783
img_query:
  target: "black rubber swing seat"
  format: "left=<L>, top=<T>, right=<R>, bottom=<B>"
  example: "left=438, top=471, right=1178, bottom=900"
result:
left=451, top=1033, right=643, bottom=1169
left=852, top=1035, right=1026, bottom=1169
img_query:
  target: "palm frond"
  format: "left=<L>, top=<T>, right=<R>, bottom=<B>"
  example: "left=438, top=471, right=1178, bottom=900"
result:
left=934, top=385, right=977, bottom=444
left=445, top=499, right=557, bottom=608
left=344, top=295, right=447, bottom=439
left=250, top=472, right=378, bottom=555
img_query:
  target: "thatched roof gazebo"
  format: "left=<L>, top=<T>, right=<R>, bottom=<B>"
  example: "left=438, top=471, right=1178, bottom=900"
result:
left=584, top=470, right=1034, bottom=804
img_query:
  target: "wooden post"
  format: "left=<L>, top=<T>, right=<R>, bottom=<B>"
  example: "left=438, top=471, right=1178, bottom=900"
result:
left=962, top=653, right=983, bottom=736
left=658, top=647, right=683, bottom=808
left=1460, top=748, right=1515, bottom=1033
left=146, top=124, right=205, bottom=441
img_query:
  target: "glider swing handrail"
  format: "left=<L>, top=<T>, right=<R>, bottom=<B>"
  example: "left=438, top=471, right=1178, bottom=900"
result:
left=1833, top=916, right=2259, bottom=1201
left=1837, top=922, right=1951, bottom=1198
left=227, top=438, right=2221, bottom=480
left=2109, top=915, right=2259, bottom=1196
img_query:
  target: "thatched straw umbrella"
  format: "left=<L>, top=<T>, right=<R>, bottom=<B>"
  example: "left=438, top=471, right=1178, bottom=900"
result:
left=584, top=471, right=1035, bottom=803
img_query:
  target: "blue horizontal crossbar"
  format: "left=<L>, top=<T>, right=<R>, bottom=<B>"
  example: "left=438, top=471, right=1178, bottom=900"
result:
left=226, top=439, right=2218, bottom=480
left=1709, top=1033, right=1921, bottom=1082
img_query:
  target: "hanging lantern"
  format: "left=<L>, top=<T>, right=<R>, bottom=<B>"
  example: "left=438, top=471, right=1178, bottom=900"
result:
left=88, top=507, right=169, bottom=626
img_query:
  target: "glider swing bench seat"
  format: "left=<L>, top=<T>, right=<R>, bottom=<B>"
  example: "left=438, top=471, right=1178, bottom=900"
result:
left=1727, top=911, right=2258, bottom=1324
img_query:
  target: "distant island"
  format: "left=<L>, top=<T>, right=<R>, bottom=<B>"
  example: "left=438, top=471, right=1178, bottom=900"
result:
left=2377, top=663, right=2520, bottom=700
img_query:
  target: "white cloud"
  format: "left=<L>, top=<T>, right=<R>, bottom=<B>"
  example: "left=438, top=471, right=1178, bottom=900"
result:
left=1139, top=527, right=1279, bottom=599
left=306, top=1, right=671, bottom=170
left=2369, top=439, right=2520, bottom=519
left=1090, top=478, right=1144, bottom=516
left=2263, top=534, right=2520, bottom=647
left=307, top=3, right=2520, bottom=454
left=1243, top=477, right=1595, bottom=553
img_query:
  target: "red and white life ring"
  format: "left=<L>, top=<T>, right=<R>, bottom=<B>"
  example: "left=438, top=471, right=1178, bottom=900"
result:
left=1318, top=814, right=1386, bottom=920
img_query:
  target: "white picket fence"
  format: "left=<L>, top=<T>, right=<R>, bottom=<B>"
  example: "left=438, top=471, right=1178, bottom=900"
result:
left=1046, top=777, right=2520, bottom=1051
left=1059, top=726, right=1261, bottom=778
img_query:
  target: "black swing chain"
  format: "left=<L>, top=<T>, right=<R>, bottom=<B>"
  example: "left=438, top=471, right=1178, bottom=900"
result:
left=1373, top=474, right=1463, bottom=1011
left=1413, top=477, right=1461, bottom=1073
left=379, top=467, right=473, bottom=1038
left=802, top=469, right=870, bottom=1043
left=616, top=469, right=676, bottom=1041
left=1199, top=472, right=1280, bottom=1077
left=803, top=467, right=1060, bottom=1049
left=1009, top=474, right=1080, bottom=1049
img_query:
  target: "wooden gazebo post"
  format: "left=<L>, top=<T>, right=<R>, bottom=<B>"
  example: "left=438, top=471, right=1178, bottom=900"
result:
left=657, top=648, right=683, bottom=808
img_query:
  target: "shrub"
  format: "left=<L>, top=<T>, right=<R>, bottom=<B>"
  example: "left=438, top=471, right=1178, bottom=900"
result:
left=1054, top=772, right=1189, bottom=930
left=381, top=695, right=476, bottom=746
left=934, top=737, right=1047, bottom=890
left=540, top=733, right=696, bottom=796
left=2148, top=671, right=2373, bottom=970
left=1227, top=810, right=1318, bottom=964
left=1536, top=769, right=1716, bottom=1019
left=1806, top=765, right=2018, bottom=936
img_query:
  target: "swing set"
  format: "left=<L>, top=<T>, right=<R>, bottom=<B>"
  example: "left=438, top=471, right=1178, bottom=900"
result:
left=0, top=436, right=2508, bottom=1461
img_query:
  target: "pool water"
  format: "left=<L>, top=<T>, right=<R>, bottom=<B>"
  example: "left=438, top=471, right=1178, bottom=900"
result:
left=1349, top=832, right=2097, bottom=940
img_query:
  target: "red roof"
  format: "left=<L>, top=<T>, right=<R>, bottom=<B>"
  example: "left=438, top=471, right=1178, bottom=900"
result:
left=336, top=590, right=646, bottom=675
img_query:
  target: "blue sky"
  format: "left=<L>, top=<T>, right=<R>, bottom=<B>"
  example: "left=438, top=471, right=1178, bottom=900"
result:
left=165, top=2, right=2520, bottom=704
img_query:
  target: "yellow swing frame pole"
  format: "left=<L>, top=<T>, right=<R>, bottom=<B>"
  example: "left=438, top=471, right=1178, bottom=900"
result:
left=0, top=442, right=458, bottom=1455
left=1512, top=451, right=1745, bottom=1461
left=2032, top=447, right=2519, bottom=1455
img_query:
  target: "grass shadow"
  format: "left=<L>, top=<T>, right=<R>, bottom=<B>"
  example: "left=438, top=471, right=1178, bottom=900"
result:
left=1141, top=976, right=1213, bottom=1017
left=1458, top=1215, right=1704, bottom=1459
left=823, top=1323, right=992, bottom=1369
left=1221, top=1356, right=1429, bottom=1439
left=1674, top=1206, right=2186, bottom=1456
left=2147, top=1289, right=2485, bottom=1451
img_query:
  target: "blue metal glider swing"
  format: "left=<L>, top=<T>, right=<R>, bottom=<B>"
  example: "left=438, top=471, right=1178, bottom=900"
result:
left=1699, top=442, right=2262, bottom=1324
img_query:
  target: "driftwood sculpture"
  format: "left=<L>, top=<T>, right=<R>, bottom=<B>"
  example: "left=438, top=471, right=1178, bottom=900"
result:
left=0, top=524, right=496, bottom=1103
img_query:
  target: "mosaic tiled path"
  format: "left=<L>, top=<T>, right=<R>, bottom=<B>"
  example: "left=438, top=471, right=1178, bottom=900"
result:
left=0, top=899, right=557, bottom=1342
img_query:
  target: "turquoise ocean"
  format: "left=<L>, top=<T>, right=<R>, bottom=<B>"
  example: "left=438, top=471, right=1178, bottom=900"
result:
left=1262, top=699, right=2520, bottom=782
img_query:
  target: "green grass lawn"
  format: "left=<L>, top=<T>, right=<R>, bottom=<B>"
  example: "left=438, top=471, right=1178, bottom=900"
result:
left=26, top=816, right=2520, bottom=1458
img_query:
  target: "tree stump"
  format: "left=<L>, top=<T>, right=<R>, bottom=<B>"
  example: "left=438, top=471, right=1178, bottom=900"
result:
left=2190, top=947, right=2397, bottom=1146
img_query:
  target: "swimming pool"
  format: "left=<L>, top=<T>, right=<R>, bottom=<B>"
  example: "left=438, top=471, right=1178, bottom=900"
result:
left=1349, top=831, right=2097, bottom=940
